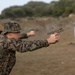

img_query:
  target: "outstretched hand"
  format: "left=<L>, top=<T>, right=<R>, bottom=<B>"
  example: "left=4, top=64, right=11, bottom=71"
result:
left=47, top=33, right=60, bottom=44
left=27, top=31, right=35, bottom=37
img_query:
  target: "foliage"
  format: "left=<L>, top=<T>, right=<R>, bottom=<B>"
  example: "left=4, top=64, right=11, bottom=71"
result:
left=1, top=0, right=75, bottom=18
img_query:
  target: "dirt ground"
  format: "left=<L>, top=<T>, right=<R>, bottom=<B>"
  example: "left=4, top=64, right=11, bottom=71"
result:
left=11, top=44, right=75, bottom=75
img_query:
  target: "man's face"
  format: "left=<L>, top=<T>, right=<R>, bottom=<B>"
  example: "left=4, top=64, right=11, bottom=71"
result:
left=7, top=32, right=21, bottom=40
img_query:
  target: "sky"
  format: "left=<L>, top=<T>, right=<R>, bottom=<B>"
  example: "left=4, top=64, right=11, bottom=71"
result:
left=0, top=0, right=58, bottom=14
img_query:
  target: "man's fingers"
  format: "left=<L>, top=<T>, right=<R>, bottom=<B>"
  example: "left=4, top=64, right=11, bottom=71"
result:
left=55, top=35, right=60, bottom=42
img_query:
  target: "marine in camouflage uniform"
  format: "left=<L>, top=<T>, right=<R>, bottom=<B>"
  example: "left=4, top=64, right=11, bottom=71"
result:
left=0, top=21, right=49, bottom=75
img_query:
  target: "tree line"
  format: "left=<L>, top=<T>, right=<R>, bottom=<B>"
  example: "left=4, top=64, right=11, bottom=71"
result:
left=0, top=0, right=75, bottom=19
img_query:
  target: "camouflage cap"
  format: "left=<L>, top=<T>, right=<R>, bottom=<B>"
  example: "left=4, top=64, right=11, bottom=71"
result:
left=2, top=21, right=21, bottom=34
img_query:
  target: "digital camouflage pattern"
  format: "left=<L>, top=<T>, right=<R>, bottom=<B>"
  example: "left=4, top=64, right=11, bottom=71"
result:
left=2, top=21, right=21, bottom=34
left=0, top=35, right=49, bottom=75
left=0, top=21, right=49, bottom=75
left=20, top=33, right=28, bottom=39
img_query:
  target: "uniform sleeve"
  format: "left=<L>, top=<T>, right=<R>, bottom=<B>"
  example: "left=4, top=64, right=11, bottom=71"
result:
left=20, top=33, right=28, bottom=39
left=4, top=39, right=49, bottom=53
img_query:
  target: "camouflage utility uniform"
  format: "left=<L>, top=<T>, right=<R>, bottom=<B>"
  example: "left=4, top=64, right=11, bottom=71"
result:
left=0, top=22, right=49, bottom=75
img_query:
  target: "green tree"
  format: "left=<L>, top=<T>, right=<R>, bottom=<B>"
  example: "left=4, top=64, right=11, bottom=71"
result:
left=1, top=8, right=15, bottom=18
left=12, top=8, right=25, bottom=18
left=22, top=6, right=33, bottom=17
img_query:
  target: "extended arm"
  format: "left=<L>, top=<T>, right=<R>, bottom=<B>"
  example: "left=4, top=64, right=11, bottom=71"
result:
left=3, top=33, right=59, bottom=52
left=5, top=39, right=49, bottom=52
left=20, top=31, right=35, bottom=39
